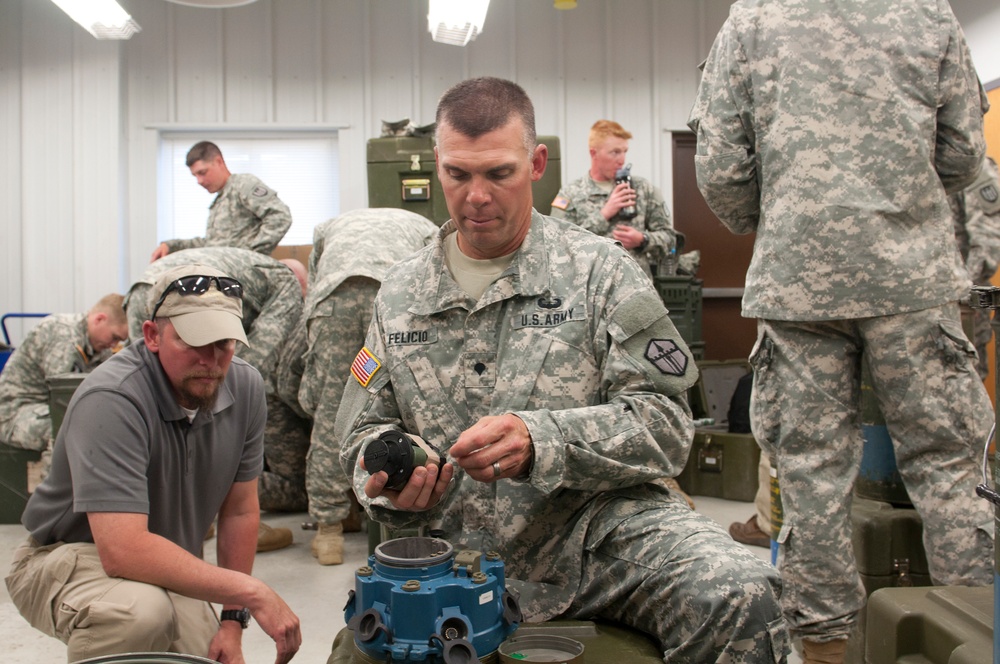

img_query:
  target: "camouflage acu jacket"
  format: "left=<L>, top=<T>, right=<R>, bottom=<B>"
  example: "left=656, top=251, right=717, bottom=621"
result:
left=336, top=211, right=699, bottom=619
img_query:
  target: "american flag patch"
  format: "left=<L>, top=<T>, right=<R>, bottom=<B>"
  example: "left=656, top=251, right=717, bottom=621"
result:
left=550, top=194, right=569, bottom=210
left=351, top=346, right=382, bottom=387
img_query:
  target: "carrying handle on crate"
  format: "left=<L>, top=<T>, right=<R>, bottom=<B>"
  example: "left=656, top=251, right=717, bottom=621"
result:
left=1, top=313, right=51, bottom=346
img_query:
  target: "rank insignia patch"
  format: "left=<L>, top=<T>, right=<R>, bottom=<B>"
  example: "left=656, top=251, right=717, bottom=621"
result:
left=351, top=346, right=381, bottom=387
left=979, top=183, right=998, bottom=204
left=644, top=339, right=688, bottom=376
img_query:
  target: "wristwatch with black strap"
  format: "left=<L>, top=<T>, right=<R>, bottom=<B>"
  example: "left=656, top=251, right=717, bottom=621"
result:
left=221, top=607, right=251, bottom=629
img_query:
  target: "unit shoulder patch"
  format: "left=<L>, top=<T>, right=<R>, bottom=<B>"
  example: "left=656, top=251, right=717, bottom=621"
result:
left=644, top=339, right=688, bottom=376
left=978, top=183, right=998, bottom=205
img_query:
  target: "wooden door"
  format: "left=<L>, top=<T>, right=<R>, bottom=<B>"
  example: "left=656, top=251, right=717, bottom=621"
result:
left=671, top=131, right=757, bottom=362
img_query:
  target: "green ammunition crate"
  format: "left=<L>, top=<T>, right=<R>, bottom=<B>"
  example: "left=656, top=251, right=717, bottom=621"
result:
left=654, top=276, right=703, bottom=345
left=0, top=372, right=84, bottom=524
left=0, top=446, right=41, bottom=523
left=326, top=620, right=662, bottom=664
left=850, top=497, right=930, bottom=595
left=676, top=426, right=760, bottom=502
left=367, top=137, right=449, bottom=224
left=688, top=341, right=705, bottom=362
left=48, top=372, right=86, bottom=438
left=865, top=586, right=992, bottom=664
left=366, top=135, right=561, bottom=225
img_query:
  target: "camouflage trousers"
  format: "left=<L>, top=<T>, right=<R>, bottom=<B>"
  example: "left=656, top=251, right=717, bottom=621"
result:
left=749, top=304, right=994, bottom=641
left=964, top=303, right=993, bottom=380
left=259, top=393, right=310, bottom=512
left=303, top=280, right=378, bottom=524
left=1, top=404, right=54, bottom=481
left=569, top=499, right=789, bottom=662
left=0, top=402, right=51, bottom=452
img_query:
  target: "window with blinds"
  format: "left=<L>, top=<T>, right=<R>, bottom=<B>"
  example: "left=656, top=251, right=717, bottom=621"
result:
left=157, top=134, right=340, bottom=247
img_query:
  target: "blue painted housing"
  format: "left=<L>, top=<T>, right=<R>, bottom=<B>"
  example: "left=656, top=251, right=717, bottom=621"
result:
left=344, top=537, right=521, bottom=663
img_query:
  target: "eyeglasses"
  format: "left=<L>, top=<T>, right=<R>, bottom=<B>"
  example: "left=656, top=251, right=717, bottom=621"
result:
left=149, top=275, right=243, bottom=321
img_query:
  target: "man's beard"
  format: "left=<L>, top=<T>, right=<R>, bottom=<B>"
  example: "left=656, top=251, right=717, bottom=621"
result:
left=177, top=373, right=224, bottom=410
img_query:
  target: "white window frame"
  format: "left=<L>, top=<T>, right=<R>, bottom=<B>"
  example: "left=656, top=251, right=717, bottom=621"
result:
left=156, top=130, right=341, bottom=247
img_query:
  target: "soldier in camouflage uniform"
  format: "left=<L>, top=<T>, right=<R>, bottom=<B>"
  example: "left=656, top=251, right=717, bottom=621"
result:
left=126, top=247, right=305, bottom=552
left=293, top=208, right=437, bottom=565
left=336, top=77, right=788, bottom=663
left=689, top=2, right=993, bottom=661
left=150, top=141, right=292, bottom=262
left=951, top=157, right=1000, bottom=379
left=549, top=120, right=677, bottom=277
left=0, top=294, right=128, bottom=478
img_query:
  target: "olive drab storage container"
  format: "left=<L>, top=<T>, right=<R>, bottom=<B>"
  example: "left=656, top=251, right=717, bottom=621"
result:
left=653, top=276, right=703, bottom=346
left=865, top=586, right=992, bottom=664
left=677, top=428, right=760, bottom=503
left=0, top=447, right=40, bottom=523
left=366, top=135, right=561, bottom=226
left=367, top=137, right=449, bottom=224
left=677, top=360, right=760, bottom=502
left=0, top=372, right=84, bottom=524
left=49, top=372, right=86, bottom=438
left=850, top=497, right=930, bottom=595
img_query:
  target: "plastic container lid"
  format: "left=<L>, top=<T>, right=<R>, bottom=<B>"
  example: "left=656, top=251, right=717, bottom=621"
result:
left=498, top=634, right=585, bottom=663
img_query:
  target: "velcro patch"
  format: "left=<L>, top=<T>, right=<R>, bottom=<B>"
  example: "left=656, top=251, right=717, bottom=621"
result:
left=251, top=185, right=269, bottom=197
left=351, top=346, right=382, bottom=387
left=550, top=194, right=569, bottom=210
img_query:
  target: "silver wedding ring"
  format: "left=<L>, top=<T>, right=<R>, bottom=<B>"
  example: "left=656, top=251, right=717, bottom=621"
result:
left=492, top=460, right=502, bottom=477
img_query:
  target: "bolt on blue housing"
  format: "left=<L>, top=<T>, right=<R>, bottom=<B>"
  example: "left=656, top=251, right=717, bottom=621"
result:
left=345, top=537, right=522, bottom=663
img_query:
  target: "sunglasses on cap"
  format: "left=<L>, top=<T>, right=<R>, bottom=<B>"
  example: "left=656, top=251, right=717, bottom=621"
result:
left=149, top=275, right=244, bottom=321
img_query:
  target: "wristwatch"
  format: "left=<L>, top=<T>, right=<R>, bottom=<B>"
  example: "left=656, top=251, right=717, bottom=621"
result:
left=221, top=607, right=251, bottom=629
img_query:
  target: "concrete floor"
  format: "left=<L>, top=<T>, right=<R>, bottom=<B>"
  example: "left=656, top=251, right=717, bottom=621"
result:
left=0, top=497, right=801, bottom=664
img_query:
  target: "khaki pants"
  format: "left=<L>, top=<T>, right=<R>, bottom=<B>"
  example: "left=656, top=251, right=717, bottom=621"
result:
left=6, top=539, right=218, bottom=662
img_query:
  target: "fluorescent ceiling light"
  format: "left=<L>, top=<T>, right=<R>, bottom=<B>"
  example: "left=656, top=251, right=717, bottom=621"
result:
left=163, top=0, right=259, bottom=6
left=428, top=0, right=490, bottom=47
left=51, top=0, right=141, bottom=39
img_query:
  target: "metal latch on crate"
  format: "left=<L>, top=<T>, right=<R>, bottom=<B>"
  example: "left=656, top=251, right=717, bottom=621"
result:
left=697, top=435, right=723, bottom=474
left=892, top=559, right=914, bottom=587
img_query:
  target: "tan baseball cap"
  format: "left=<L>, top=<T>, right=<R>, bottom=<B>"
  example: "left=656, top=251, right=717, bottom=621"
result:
left=147, top=264, right=249, bottom=348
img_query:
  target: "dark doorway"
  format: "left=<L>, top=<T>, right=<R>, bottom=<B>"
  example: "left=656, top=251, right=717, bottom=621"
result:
left=671, top=131, right=757, bottom=361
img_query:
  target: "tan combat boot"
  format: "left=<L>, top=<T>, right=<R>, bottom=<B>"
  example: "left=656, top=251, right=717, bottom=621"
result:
left=802, top=638, right=847, bottom=664
left=311, top=522, right=345, bottom=565
left=257, top=522, right=293, bottom=552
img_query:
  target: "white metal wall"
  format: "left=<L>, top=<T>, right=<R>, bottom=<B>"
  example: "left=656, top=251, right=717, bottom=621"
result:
left=1, top=0, right=997, bottom=322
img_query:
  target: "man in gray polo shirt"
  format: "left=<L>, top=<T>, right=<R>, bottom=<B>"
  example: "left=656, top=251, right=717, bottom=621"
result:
left=6, top=265, right=301, bottom=664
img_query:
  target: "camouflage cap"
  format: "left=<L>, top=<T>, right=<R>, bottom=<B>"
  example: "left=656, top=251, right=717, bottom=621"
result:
left=148, top=264, right=249, bottom=348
